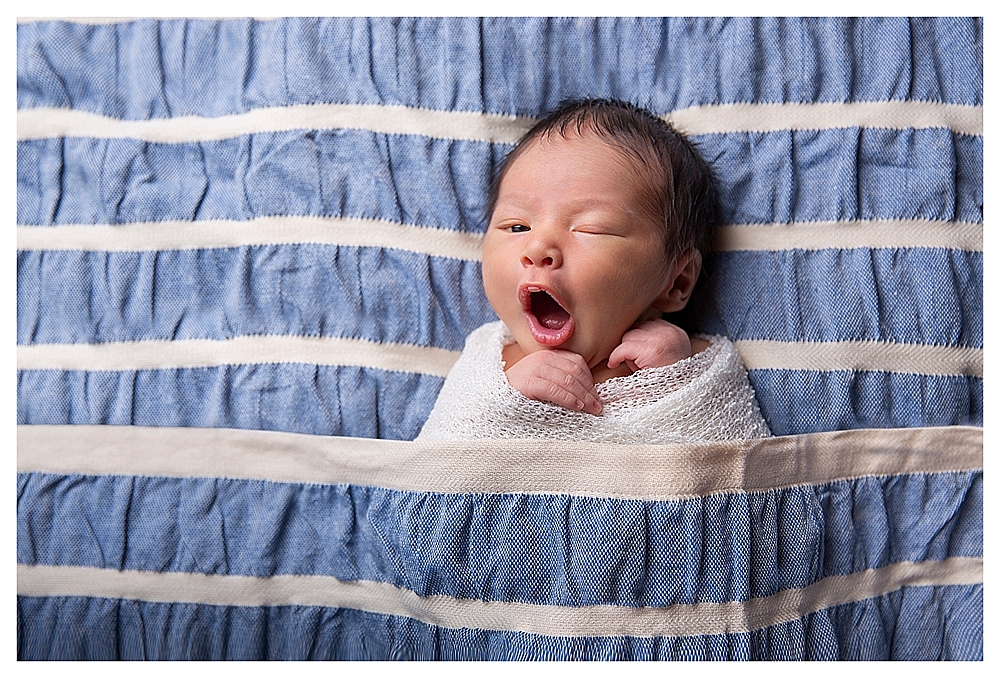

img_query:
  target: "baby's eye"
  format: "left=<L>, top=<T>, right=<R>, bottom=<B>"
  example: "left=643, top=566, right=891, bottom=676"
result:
left=506, top=224, right=530, bottom=233
left=573, top=224, right=624, bottom=237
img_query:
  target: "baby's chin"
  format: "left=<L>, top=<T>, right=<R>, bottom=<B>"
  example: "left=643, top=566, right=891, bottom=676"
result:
left=503, top=310, right=628, bottom=365
left=515, top=333, right=618, bottom=372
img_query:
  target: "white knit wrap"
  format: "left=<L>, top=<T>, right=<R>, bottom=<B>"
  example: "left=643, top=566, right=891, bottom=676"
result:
left=417, top=321, right=772, bottom=443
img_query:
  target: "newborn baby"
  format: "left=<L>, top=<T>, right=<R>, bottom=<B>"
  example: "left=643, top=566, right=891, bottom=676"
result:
left=417, top=98, right=770, bottom=443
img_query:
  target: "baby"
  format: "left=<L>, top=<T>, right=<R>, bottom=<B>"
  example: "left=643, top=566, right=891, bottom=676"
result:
left=417, top=99, right=770, bottom=443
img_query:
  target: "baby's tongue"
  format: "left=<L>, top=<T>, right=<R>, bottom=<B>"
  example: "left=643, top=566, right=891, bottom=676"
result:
left=532, top=292, right=570, bottom=329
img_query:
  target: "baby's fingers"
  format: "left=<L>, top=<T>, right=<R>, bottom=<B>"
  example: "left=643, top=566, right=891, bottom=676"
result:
left=607, top=341, right=639, bottom=371
left=550, top=352, right=603, bottom=414
left=508, top=351, right=602, bottom=414
left=534, top=362, right=602, bottom=414
left=608, top=320, right=692, bottom=371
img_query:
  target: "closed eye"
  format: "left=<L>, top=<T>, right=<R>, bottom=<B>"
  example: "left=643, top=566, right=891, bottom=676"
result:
left=574, top=227, right=625, bottom=237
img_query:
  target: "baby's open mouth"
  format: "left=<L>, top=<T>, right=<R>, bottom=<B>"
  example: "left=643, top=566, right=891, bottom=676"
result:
left=521, top=286, right=574, bottom=346
left=530, top=290, right=571, bottom=329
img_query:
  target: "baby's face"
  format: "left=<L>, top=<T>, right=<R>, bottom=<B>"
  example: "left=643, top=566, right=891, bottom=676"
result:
left=483, top=132, right=677, bottom=369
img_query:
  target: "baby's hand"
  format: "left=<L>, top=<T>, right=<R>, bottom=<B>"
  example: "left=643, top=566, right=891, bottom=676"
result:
left=607, top=319, right=692, bottom=373
left=505, top=349, right=603, bottom=415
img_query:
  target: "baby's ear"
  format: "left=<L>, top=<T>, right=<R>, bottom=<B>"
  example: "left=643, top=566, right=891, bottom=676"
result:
left=654, top=249, right=702, bottom=313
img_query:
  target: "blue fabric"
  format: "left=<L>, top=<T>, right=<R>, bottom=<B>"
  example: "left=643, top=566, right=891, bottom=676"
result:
left=700, top=128, right=982, bottom=226
left=17, top=134, right=498, bottom=230
left=748, top=372, right=981, bottom=436
left=18, top=247, right=981, bottom=348
left=16, top=368, right=983, bottom=440
left=699, top=249, right=983, bottom=347
left=17, top=248, right=495, bottom=350
left=17, top=366, right=442, bottom=439
left=17, top=471, right=981, bottom=604
left=17, top=16, right=983, bottom=660
left=17, top=584, right=984, bottom=660
left=17, top=128, right=982, bottom=228
left=17, top=18, right=982, bottom=118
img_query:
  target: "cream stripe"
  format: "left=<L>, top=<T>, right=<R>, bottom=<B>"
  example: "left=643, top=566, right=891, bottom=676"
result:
left=16, top=425, right=982, bottom=500
left=17, top=99, right=981, bottom=146
left=17, top=337, right=982, bottom=379
left=17, top=218, right=982, bottom=255
left=16, top=336, right=460, bottom=378
left=16, top=558, right=983, bottom=638
left=16, top=105, right=532, bottom=145
left=734, top=340, right=983, bottom=378
left=714, top=219, right=983, bottom=252
left=668, top=100, right=983, bottom=136
left=16, top=216, right=485, bottom=261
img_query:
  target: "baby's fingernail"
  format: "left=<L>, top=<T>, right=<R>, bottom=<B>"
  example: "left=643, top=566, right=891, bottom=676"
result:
left=575, top=400, right=585, bottom=411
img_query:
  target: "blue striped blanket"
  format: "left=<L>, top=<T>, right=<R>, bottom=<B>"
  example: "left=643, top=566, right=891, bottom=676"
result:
left=17, top=17, right=982, bottom=660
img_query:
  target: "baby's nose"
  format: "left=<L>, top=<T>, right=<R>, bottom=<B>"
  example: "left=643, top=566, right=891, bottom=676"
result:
left=521, top=252, right=557, bottom=267
left=521, top=238, right=562, bottom=268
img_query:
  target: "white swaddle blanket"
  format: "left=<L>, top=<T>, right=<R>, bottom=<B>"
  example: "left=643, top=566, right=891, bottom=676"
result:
left=417, top=321, right=772, bottom=443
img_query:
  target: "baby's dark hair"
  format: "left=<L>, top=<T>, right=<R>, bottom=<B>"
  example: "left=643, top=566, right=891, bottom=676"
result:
left=486, top=98, right=720, bottom=262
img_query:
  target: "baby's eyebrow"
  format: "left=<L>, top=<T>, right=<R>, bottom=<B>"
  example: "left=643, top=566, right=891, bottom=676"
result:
left=497, top=193, right=633, bottom=215
left=493, top=192, right=539, bottom=209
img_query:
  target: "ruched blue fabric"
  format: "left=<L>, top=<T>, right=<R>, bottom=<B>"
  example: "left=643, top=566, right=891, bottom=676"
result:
left=17, top=471, right=981, bottom=604
left=17, top=366, right=443, bottom=439
left=17, top=17, right=982, bottom=660
left=17, top=247, right=495, bottom=350
left=698, top=249, right=982, bottom=348
left=16, top=128, right=982, bottom=228
left=17, top=18, right=982, bottom=118
left=17, top=584, right=984, bottom=660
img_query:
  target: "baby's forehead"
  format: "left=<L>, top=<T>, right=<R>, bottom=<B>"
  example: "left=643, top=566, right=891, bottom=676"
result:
left=511, top=132, right=655, bottom=184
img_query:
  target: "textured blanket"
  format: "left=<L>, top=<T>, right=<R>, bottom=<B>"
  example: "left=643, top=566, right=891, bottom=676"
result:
left=417, top=322, right=772, bottom=443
